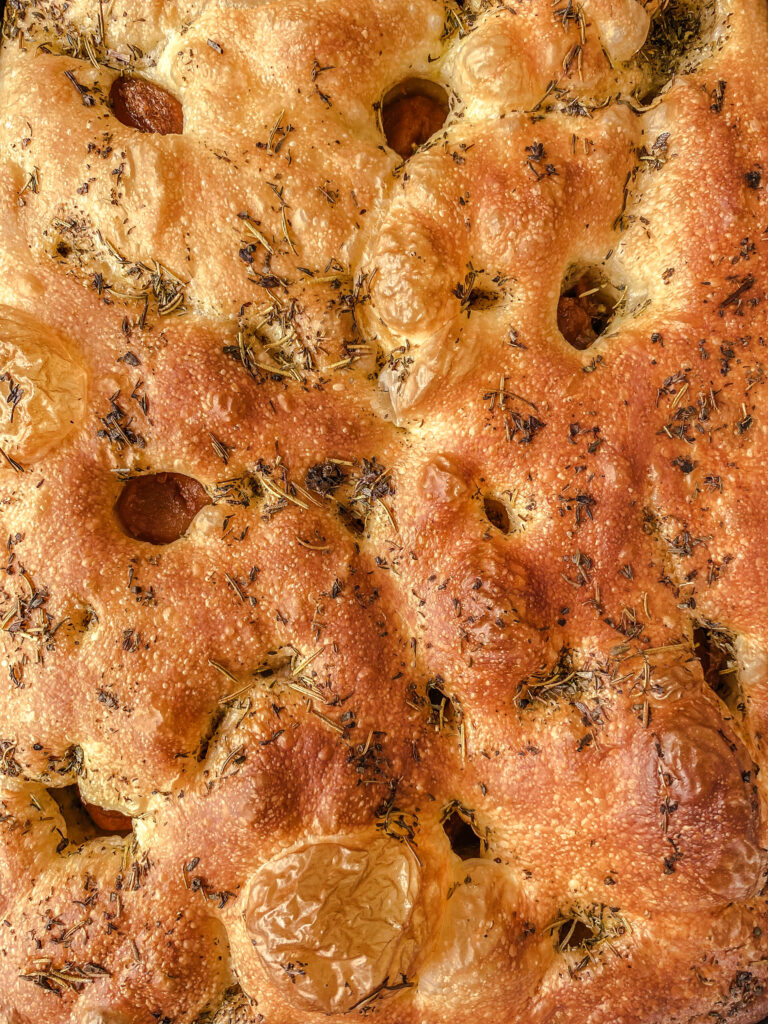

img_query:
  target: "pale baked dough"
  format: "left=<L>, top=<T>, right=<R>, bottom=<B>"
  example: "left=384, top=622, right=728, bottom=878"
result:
left=1, top=0, right=768, bottom=1021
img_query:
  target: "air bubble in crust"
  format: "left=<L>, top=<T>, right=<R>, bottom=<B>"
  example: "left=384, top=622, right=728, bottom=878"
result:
left=49, top=784, right=132, bottom=843
left=483, top=496, right=511, bottom=534
left=557, top=268, right=622, bottom=350
left=694, top=623, right=744, bottom=717
left=381, top=78, right=449, bottom=160
left=442, top=808, right=483, bottom=860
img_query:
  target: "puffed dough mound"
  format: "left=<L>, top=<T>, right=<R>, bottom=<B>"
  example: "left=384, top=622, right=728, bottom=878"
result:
left=1, top=0, right=768, bottom=1022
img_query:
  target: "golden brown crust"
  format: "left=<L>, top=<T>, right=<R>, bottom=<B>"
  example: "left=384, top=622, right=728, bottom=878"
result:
left=1, top=0, right=768, bottom=1021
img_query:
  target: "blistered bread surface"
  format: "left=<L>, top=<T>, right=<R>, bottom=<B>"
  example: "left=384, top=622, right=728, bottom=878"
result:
left=1, top=0, right=768, bottom=1021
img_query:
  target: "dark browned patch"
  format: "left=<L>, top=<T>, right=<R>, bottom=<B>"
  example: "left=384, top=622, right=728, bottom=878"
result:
left=116, top=472, right=210, bottom=544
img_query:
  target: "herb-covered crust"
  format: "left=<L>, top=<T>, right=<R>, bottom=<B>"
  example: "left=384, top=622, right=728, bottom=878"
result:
left=1, top=0, right=768, bottom=1021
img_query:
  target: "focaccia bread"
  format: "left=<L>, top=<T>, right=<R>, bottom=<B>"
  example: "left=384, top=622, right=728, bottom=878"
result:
left=1, top=0, right=768, bottom=1021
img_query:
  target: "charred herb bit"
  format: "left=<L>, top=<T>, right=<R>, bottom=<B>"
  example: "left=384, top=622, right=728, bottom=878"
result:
left=552, top=0, right=586, bottom=34
left=209, top=432, right=233, bottom=466
left=0, top=372, right=24, bottom=422
left=48, top=744, right=85, bottom=777
left=604, top=605, right=645, bottom=641
left=353, top=458, right=394, bottom=506
left=726, top=970, right=764, bottom=1008
left=347, top=728, right=392, bottom=783
left=238, top=212, right=275, bottom=257
left=671, top=455, right=697, bottom=473
left=126, top=563, right=156, bottom=606
left=582, top=354, right=604, bottom=373
left=442, top=4, right=471, bottom=40
left=116, top=841, right=151, bottom=893
left=129, top=379, right=149, bottom=418
left=262, top=111, right=294, bottom=156
left=194, top=985, right=253, bottom=1022
left=266, top=181, right=299, bottom=256
left=0, top=446, right=24, bottom=473
left=710, top=79, right=726, bottom=113
left=719, top=275, right=755, bottom=310
left=376, top=798, right=419, bottom=855
left=483, top=380, right=547, bottom=444
left=222, top=332, right=291, bottom=382
left=408, top=676, right=465, bottom=735
left=0, top=739, right=22, bottom=777
left=17, top=166, right=39, bottom=204
left=211, top=475, right=260, bottom=507
left=122, top=628, right=141, bottom=652
left=668, top=529, right=708, bottom=558
left=658, top=400, right=703, bottom=443
left=745, top=169, right=762, bottom=190
left=506, top=411, right=546, bottom=444
left=254, top=460, right=315, bottom=518
left=2, top=568, right=64, bottom=656
left=637, top=132, right=670, bottom=172
left=318, top=182, right=339, bottom=205
left=145, top=262, right=186, bottom=316
left=348, top=976, right=415, bottom=1013
left=558, top=491, right=596, bottom=527
left=234, top=293, right=315, bottom=381
left=525, top=140, right=557, bottom=181
left=453, top=265, right=508, bottom=313
left=280, top=959, right=308, bottom=983
left=22, top=6, right=145, bottom=70
left=735, top=406, right=754, bottom=435
left=305, top=460, right=346, bottom=495
left=311, top=59, right=336, bottom=81
left=64, top=69, right=96, bottom=106
left=96, top=391, right=146, bottom=451
left=97, top=688, right=119, bottom=710
left=561, top=550, right=594, bottom=588
left=20, top=960, right=109, bottom=994
left=51, top=222, right=187, bottom=320
left=547, top=903, right=627, bottom=973
left=655, top=369, right=689, bottom=406
left=514, top=649, right=585, bottom=708
left=635, top=0, right=717, bottom=105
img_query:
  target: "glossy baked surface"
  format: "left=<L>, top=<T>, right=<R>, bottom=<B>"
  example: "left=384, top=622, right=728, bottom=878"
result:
left=1, top=0, right=768, bottom=1021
